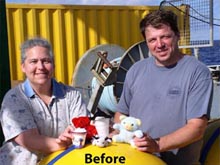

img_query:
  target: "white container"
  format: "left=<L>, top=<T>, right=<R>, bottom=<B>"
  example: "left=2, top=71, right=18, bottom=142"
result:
left=72, top=128, right=87, bottom=148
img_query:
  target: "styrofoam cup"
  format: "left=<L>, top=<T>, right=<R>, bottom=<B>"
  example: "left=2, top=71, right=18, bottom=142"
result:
left=72, top=128, right=87, bottom=148
left=93, top=117, right=110, bottom=137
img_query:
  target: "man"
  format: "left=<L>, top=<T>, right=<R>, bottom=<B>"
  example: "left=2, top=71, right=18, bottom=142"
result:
left=114, top=10, right=213, bottom=165
left=0, top=37, right=89, bottom=164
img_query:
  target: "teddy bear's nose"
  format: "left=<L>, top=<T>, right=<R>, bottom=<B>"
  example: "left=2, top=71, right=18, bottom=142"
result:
left=125, top=125, right=132, bottom=130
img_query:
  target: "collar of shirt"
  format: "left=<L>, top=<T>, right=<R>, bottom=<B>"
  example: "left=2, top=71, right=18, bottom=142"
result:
left=23, top=78, right=65, bottom=99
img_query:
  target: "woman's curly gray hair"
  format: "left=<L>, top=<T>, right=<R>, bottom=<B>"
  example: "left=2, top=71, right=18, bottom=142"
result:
left=20, top=37, right=54, bottom=64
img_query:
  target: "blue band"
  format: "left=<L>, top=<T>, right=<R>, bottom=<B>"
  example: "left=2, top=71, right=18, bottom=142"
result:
left=200, top=127, right=220, bottom=164
left=47, top=145, right=77, bottom=165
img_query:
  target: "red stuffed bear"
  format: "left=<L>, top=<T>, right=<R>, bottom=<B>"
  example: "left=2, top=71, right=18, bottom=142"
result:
left=72, top=116, right=97, bottom=140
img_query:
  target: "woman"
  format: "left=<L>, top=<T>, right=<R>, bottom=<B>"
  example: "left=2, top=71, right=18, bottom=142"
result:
left=0, top=37, right=89, bottom=164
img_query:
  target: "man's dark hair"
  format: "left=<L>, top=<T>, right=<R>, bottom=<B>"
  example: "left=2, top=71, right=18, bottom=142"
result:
left=140, top=9, right=180, bottom=39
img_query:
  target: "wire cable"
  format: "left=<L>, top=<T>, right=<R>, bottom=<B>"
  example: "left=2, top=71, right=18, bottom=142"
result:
left=160, top=0, right=220, bottom=26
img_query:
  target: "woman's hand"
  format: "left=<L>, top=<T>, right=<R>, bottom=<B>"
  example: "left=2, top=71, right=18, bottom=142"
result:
left=56, top=125, right=74, bottom=149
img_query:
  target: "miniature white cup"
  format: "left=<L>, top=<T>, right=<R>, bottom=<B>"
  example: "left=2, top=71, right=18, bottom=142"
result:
left=72, top=128, right=87, bottom=148
left=93, top=117, right=110, bottom=137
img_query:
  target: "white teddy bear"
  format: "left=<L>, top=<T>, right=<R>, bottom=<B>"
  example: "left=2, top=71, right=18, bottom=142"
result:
left=112, top=115, right=143, bottom=147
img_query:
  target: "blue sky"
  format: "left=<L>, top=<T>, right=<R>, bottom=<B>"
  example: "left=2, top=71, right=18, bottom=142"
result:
left=6, top=0, right=220, bottom=40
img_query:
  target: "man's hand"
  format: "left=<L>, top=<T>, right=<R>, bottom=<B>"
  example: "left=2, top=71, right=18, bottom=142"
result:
left=133, top=134, right=160, bottom=153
